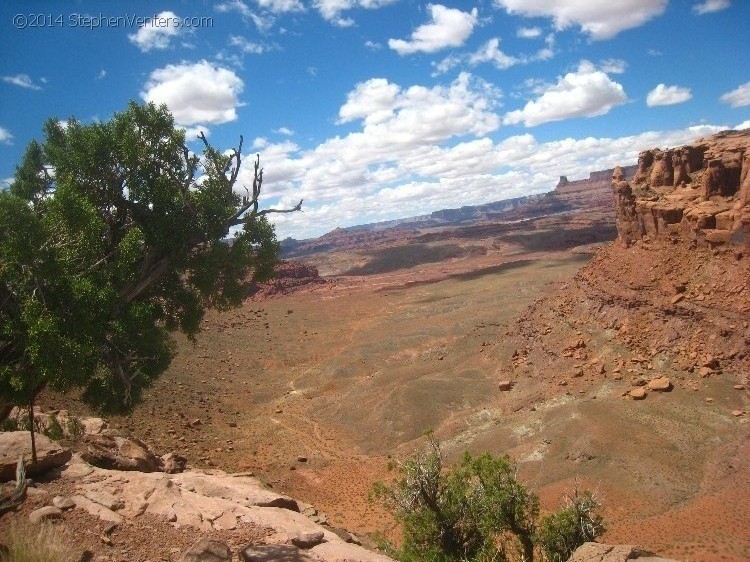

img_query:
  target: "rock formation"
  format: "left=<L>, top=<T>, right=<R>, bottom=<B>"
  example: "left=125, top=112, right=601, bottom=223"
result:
left=611, top=166, right=642, bottom=247
left=613, top=130, right=749, bottom=247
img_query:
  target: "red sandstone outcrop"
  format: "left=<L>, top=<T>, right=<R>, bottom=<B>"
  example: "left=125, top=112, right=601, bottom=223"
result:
left=248, top=261, right=328, bottom=300
left=612, top=130, right=749, bottom=247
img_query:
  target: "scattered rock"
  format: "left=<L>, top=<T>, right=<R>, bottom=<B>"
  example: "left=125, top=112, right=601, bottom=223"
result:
left=240, top=544, right=318, bottom=562
left=647, top=376, right=673, bottom=392
left=80, top=435, right=162, bottom=473
left=629, top=388, right=647, bottom=400
left=734, top=384, right=746, bottom=390
left=180, top=538, right=232, bottom=562
left=291, top=531, right=325, bottom=549
left=84, top=490, right=124, bottom=511
left=498, top=380, right=512, bottom=391
left=28, top=505, right=63, bottom=524
left=568, top=542, right=678, bottom=562
left=732, top=410, right=745, bottom=417
left=52, top=496, right=76, bottom=510
left=0, top=431, right=72, bottom=482
left=630, top=377, right=647, bottom=387
left=161, top=452, right=187, bottom=474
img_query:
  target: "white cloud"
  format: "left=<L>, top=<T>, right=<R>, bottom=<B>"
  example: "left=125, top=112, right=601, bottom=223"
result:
left=693, top=0, right=730, bottom=15
left=0, top=126, right=13, bottom=144
left=140, top=61, right=244, bottom=126
left=314, top=0, right=398, bottom=25
left=646, top=84, right=692, bottom=107
left=720, top=82, right=750, bottom=107
left=517, top=26, right=542, bottom=38
left=2, top=74, right=42, bottom=90
left=1, top=177, right=13, bottom=188
left=128, top=11, right=182, bottom=52
left=736, top=120, right=750, bottom=130
left=433, top=38, right=519, bottom=74
left=364, top=40, right=382, bottom=50
left=274, top=127, right=295, bottom=135
left=599, top=58, right=627, bottom=74
left=259, top=122, right=727, bottom=239
left=504, top=61, right=627, bottom=127
left=494, top=0, right=668, bottom=40
left=256, top=0, right=304, bottom=12
left=181, top=125, right=211, bottom=139
left=389, top=4, right=478, bottom=55
left=216, top=0, right=253, bottom=19
left=228, top=35, right=266, bottom=54
left=96, top=69, right=107, bottom=80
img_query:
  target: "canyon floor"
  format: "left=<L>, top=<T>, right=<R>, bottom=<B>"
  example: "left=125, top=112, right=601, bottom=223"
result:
left=44, top=209, right=749, bottom=561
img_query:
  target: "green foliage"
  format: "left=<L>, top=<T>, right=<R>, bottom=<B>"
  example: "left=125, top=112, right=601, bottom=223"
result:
left=65, top=416, right=84, bottom=439
left=537, top=487, right=605, bottom=562
left=374, top=437, right=604, bottom=562
left=0, top=101, right=294, bottom=415
left=43, top=414, right=64, bottom=441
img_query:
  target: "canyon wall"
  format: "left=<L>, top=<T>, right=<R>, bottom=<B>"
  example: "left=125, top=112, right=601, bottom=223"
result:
left=612, top=130, right=749, bottom=248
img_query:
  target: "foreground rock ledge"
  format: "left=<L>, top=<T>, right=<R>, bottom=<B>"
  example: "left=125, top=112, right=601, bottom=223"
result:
left=569, top=542, right=679, bottom=562
left=48, top=454, right=394, bottom=561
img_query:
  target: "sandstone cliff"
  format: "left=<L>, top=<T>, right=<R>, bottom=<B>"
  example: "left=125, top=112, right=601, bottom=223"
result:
left=612, top=130, right=749, bottom=248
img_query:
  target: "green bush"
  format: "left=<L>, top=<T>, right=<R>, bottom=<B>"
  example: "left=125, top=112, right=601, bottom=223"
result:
left=374, top=436, right=604, bottom=562
left=65, top=417, right=85, bottom=439
left=537, top=487, right=605, bottom=562
left=43, top=415, right=64, bottom=441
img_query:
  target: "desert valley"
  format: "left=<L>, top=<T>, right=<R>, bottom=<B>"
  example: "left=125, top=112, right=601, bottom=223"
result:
left=2, top=129, right=748, bottom=561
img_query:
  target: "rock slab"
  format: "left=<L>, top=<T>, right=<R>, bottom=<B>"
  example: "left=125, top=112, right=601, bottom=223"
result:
left=0, top=431, right=72, bottom=482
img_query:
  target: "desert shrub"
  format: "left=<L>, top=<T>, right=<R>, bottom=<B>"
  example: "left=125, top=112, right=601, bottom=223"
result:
left=43, top=415, right=64, bottom=441
left=65, top=417, right=85, bottom=439
left=374, top=436, right=604, bottom=562
left=0, top=418, right=18, bottom=432
left=0, top=521, right=78, bottom=562
left=537, top=486, right=605, bottom=562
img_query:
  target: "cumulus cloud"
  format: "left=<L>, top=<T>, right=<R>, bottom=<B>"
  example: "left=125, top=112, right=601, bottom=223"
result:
left=503, top=60, right=627, bottom=127
left=314, top=0, right=398, bottom=26
left=494, top=0, right=668, bottom=40
left=274, top=127, right=295, bottom=135
left=0, top=126, right=13, bottom=144
left=646, top=84, right=692, bottom=107
left=140, top=61, right=244, bottom=127
left=517, top=26, right=542, bottom=38
left=736, top=120, right=750, bottom=130
left=2, top=74, right=42, bottom=90
left=128, top=11, right=182, bottom=52
left=259, top=122, right=727, bottom=239
left=389, top=4, right=478, bottom=55
left=693, top=0, right=730, bottom=14
left=720, top=82, right=750, bottom=107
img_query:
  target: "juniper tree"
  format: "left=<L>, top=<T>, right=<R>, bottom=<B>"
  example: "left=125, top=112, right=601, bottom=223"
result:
left=0, top=101, right=301, bottom=458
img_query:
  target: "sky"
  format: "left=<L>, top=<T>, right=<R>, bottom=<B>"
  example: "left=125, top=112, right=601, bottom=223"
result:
left=1, top=0, right=749, bottom=240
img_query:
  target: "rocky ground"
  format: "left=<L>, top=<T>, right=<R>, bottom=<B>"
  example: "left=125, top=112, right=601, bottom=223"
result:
left=7, top=131, right=749, bottom=561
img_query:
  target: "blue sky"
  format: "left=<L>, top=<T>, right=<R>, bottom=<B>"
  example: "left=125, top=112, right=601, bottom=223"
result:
left=1, top=0, right=748, bottom=239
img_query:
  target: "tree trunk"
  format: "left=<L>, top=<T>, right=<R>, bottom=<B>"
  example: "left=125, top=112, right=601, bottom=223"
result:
left=27, top=399, right=37, bottom=465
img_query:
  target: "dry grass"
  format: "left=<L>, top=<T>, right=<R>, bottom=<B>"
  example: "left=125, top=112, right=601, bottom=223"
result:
left=0, top=521, right=78, bottom=562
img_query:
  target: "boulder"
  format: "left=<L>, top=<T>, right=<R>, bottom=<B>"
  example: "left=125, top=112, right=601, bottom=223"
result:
left=161, top=452, right=187, bottom=474
left=311, top=541, right=395, bottom=562
left=28, top=505, right=63, bottom=524
left=647, top=377, right=673, bottom=392
left=498, top=380, right=512, bottom=391
left=0, top=431, right=72, bottom=482
left=79, top=434, right=162, bottom=472
left=291, top=531, right=325, bottom=549
left=629, top=388, right=647, bottom=400
left=240, top=544, right=321, bottom=562
left=568, top=542, right=678, bottom=562
left=180, top=538, right=232, bottom=562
